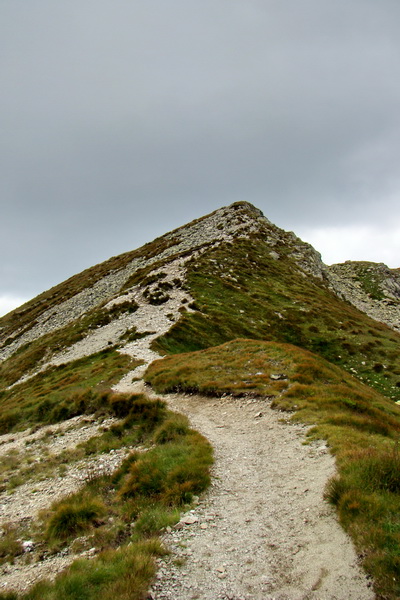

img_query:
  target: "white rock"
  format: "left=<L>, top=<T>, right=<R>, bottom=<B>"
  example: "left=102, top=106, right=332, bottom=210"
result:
left=181, top=515, right=199, bottom=525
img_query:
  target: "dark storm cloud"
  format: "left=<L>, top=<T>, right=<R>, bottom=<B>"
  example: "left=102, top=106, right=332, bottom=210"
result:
left=1, top=0, right=400, bottom=310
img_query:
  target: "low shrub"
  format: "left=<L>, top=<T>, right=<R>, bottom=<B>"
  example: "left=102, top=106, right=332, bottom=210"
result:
left=152, top=414, right=190, bottom=444
left=118, top=431, right=212, bottom=505
left=134, top=506, right=180, bottom=537
left=45, top=497, right=106, bottom=541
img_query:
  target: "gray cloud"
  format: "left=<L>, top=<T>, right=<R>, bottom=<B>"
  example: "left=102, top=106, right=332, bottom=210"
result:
left=1, top=0, right=400, bottom=308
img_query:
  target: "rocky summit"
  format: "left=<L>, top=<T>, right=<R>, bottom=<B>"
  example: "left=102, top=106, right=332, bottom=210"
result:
left=0, top=202, right=400, bottom=600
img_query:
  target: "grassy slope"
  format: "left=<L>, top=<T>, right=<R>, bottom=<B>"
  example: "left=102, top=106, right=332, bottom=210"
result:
left=154, top=235, right=400, bottom=401
left=146, top=339, right=400, bottom=600
left=0, top=300, right=141, bottom=390
left=0, top=349, right=138, bottom=433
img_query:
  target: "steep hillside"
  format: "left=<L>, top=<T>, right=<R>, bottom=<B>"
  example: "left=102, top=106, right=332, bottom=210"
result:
left=153, top=224, right=400, bottom=402
left=1, top=202, right=399, bottom=402
left=0, top=202, right=268, bottom=358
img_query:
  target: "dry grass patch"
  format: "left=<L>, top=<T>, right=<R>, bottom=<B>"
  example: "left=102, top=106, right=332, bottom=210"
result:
left=146, top=338, right=297, bottom=397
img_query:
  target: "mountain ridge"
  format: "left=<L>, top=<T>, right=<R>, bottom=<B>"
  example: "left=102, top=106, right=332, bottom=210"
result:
left=2, top=201, right=399, bottom=358
left=0, top=202, right=323, bottom=360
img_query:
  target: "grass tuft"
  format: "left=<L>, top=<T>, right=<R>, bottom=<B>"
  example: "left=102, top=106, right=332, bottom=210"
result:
left=118, top=429, right=212, bottom=505
left=152, top=414, right=190, bottom=444
left=45, top=497, right=106, bottom=541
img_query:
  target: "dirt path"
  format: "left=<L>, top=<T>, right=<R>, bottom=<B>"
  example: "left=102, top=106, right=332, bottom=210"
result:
left=145, top=390, right=375, bottom=600
left=0, top=387, right=376, bottom=599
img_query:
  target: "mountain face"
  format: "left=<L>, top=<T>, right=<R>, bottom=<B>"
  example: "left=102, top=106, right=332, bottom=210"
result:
left=1, top=201, right=399, bottom=401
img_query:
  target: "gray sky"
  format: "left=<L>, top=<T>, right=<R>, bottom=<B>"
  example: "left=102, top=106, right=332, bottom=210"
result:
left=1, top=1, right=400, bottom=316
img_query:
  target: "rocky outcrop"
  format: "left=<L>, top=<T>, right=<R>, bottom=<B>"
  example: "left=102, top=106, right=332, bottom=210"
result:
left=327, top=261, right=400, bottom=332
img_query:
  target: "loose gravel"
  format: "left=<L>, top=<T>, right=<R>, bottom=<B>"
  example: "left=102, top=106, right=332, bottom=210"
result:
left=0, top=414, right=135, bottom=594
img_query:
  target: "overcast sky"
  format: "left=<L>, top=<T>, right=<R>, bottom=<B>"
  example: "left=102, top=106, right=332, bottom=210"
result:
left=1, top=1, right=400, bottom=316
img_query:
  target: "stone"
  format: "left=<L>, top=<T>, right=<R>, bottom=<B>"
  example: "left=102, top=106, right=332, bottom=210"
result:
left=270, top=373, right=287, bottom=381
left=181, top=515, right=199, bottom=525
left=22, top=541, right=34, bottom=553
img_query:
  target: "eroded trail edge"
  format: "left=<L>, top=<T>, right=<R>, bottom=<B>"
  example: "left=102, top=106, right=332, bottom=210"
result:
left=147, top=391, right=375, bottom=600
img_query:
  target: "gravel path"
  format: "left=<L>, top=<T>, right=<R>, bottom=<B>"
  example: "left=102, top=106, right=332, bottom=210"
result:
left=145, top=390, right=375, bottom=600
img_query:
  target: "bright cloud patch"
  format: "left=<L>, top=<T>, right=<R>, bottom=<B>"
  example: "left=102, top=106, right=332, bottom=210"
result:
left=297, top=225, right=400, bottom=269
left=0, top=295, right=27, bottom=317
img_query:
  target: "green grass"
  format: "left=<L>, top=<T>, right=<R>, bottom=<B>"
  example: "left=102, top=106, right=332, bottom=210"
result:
left=19, top=542, right=162, bottom=600
left=152, top=237, right=400, bottom=401
left=133, top=506, right=181, bottom=537
left=0, top=349, right=138, bottom=433
left=145, top=339, right=400, bottom=600
left=45, top=497, right=106, bottom=541
left=118, top=431, right=212, bottom=506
